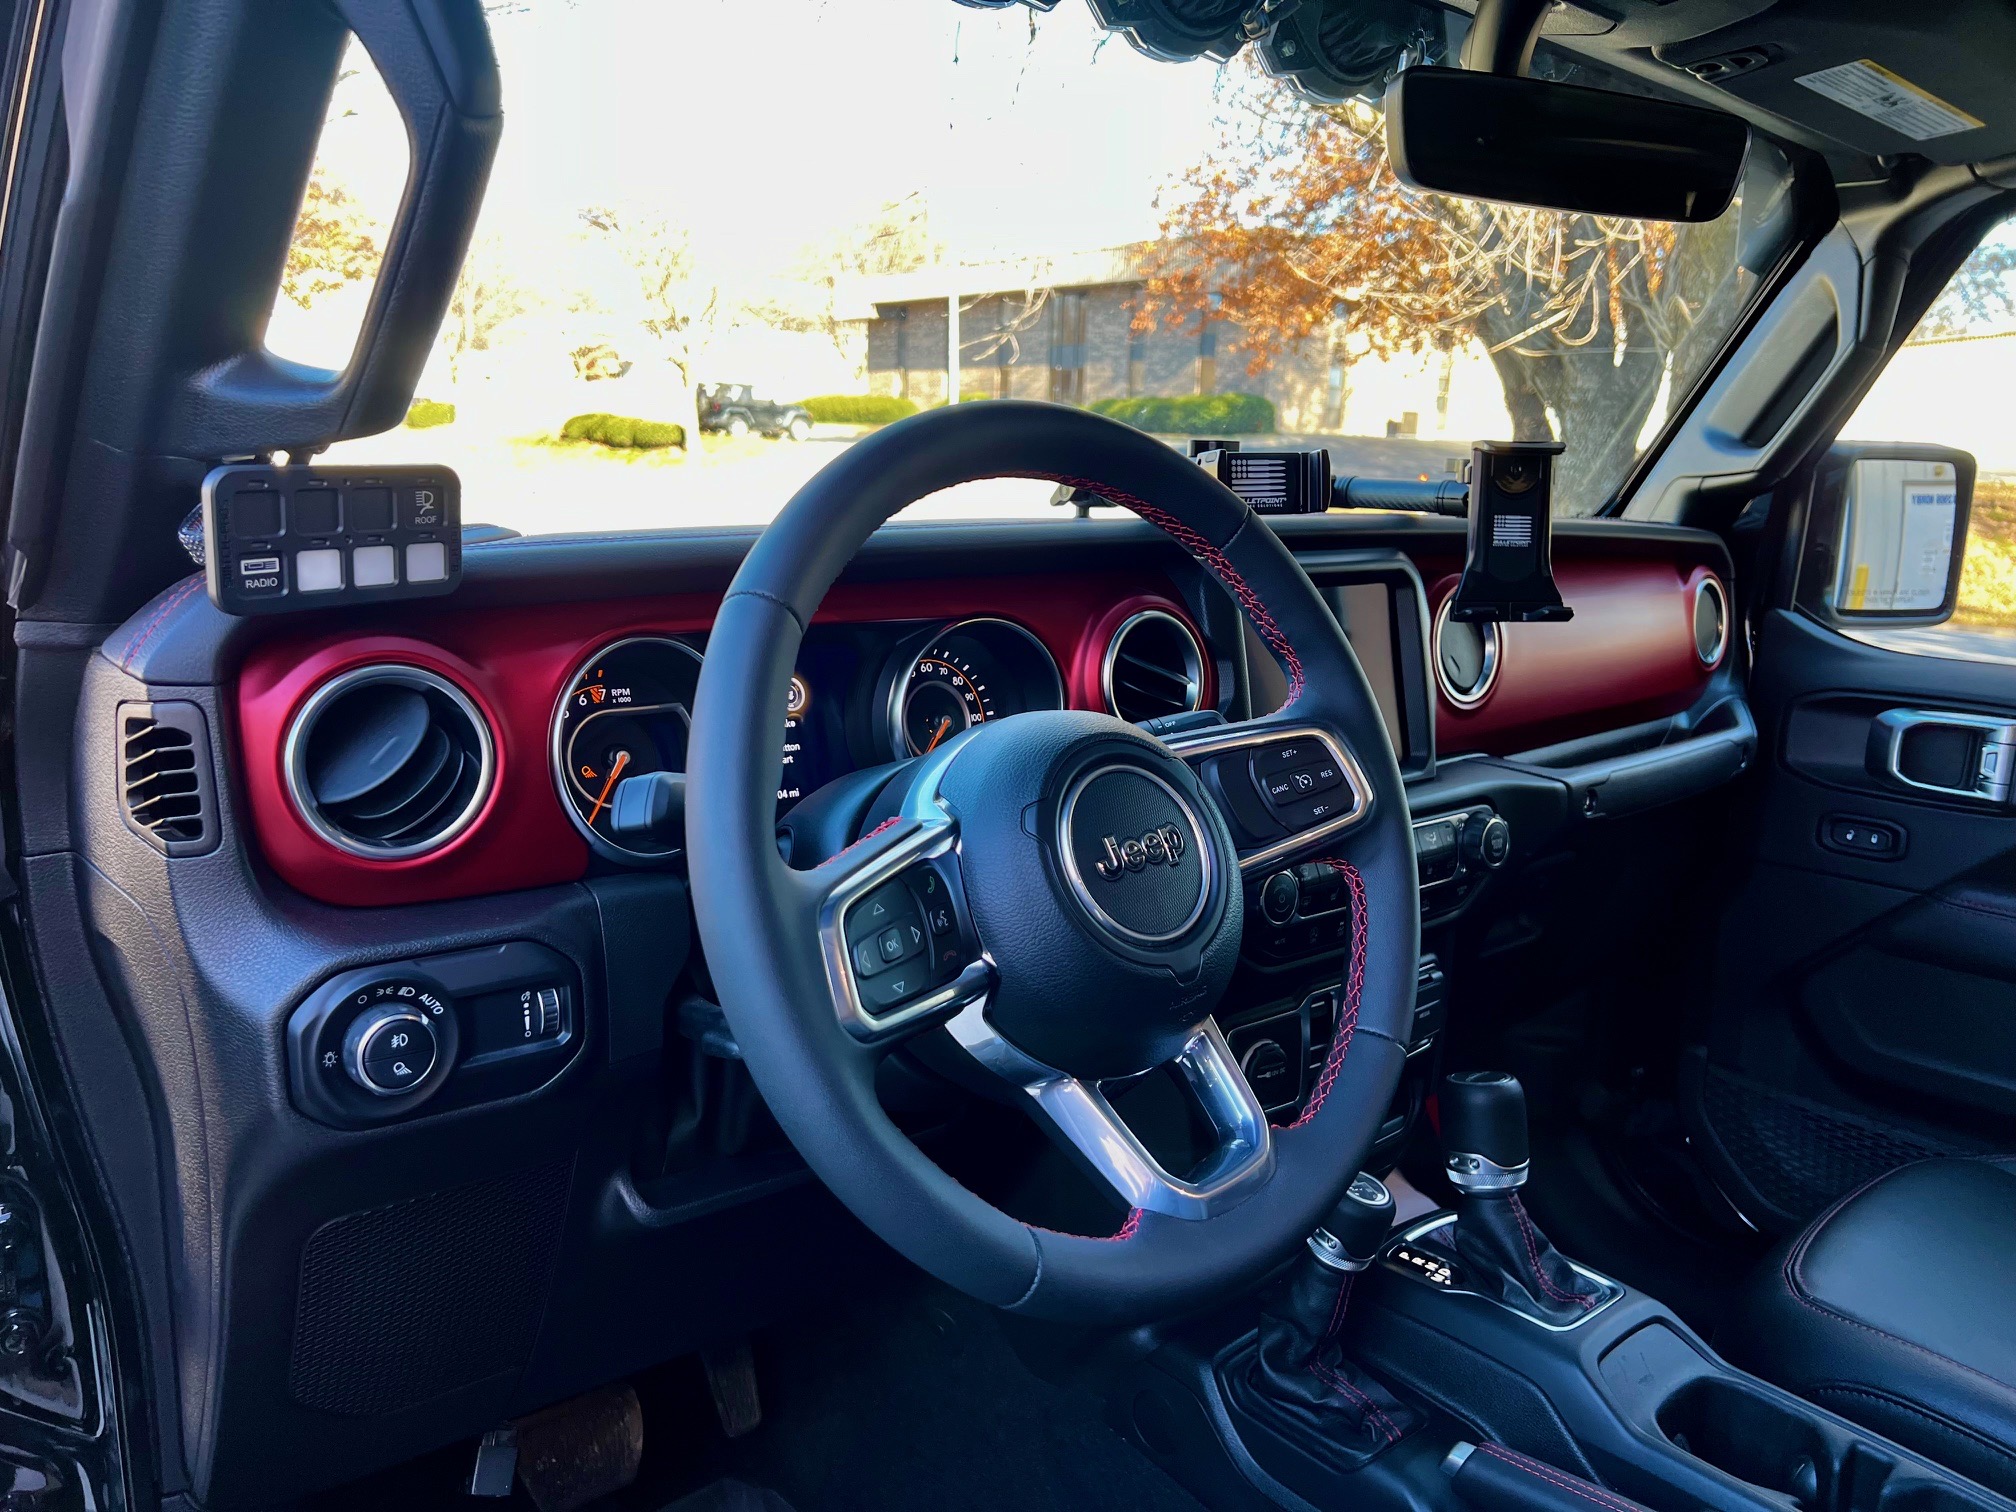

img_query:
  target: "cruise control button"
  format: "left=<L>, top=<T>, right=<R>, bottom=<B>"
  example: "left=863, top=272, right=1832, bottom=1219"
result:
left=1302, top=761, right=1343, bottom=794
left=1262, top=771, right=1298, bottom=804
left=1254, top=740, right=1322, bottom=777
left=1282, top=794, right=1344, bottom=830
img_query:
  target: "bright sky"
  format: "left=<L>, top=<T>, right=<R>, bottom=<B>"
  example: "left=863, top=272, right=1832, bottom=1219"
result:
left=316, top=0, right=1238, bottom=286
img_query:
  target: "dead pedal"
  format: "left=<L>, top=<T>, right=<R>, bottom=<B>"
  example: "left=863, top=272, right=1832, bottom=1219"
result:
left=702, top=1339, right=762, bottom=1439
left=504, top=1383, right=644, bottom=1512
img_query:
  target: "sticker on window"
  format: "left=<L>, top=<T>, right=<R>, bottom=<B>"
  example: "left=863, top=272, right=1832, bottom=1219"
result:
left=1795, top=60, right=1983, bottom=142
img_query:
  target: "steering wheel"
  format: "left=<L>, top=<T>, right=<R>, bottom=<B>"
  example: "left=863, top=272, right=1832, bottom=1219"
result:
left=687, top=402, right=1418, bottom=1324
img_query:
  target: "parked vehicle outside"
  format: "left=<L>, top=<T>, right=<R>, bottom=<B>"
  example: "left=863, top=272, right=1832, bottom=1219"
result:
left=698, top=383, right=814, bottom=440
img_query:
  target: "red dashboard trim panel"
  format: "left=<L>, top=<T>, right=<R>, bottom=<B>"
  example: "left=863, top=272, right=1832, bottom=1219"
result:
left=1430, top=558, right=1724, bottom=756
left=235, top=575, right=1206, bottom=907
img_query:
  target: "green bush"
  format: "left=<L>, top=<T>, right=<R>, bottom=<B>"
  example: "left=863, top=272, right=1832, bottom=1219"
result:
left=405, top=398, right=456, bottom=429
left=799, top=394, right=919, bottom=425
left=1088, top=393, right=1276, bottom=435
left=560, top=412, right=686, bottom=450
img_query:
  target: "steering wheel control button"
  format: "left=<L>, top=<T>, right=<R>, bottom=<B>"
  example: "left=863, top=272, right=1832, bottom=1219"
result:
left=1254, top=739, right=1322, bottom=776
left=851, top=939, right=885, bottom=978
left=876, top=926, right=909, bottom=964
left=1058, top=764, right=1212, bottom=946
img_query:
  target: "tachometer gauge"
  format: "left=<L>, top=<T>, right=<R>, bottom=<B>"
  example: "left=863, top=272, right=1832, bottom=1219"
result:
left=900, top=650, right=996, bottom=755
left=886, top=617, right=1064, bottom=762
left=551, top=636, right=703, bottom=862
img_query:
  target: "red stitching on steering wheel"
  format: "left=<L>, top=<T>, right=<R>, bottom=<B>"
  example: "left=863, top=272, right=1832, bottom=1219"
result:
left=1286, top=859, right=1367, bottom=1129
left=1024, top=473, right=1306, bottom=707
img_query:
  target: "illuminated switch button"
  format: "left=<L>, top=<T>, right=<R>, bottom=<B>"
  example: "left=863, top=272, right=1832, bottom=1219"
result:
left=233, top=492, right=282, bottom=539
left=406, top=542, right=448, bottom=582
left=408, top=487, right=446, bottom=528
left=352, top=544, right=396, bottom=587
left=292, top=490, right=340, bottom=536
left=347, top=488, right=394, bottom=532
left=295, top=548, right=343, bottom=593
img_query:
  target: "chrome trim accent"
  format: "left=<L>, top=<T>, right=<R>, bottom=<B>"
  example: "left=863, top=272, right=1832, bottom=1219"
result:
left=1446, top=1151, right=1529, bottom=1194
left=1692, top=574, right=1730, bottom=668
left=1876, top=708, right=2016, bottom=804
left=347, top=1011, right=432, bottom=1097
left=886, top=615, right=1066, bottom=762
left=549, top=635, right=705, bottom=863
left=1432, top=596, right=1500, bottom=710
left=1162, top=723, right=1374, bottom=875
left=814, top=811, right=993, bottom=1044
left=283, top=664, right=496, bottom=861
left=946, top=1005, right=1274, bottom=1220
left=1101, top=608, right=1205, bottom=722
left=1385, top=1212, right=1623, bottom=1331
left=1055, top=763, right=1214, bottom=944
left=1441, top=1443, right=1478, bottom=1478
left=1307, top=1227, right=1372, bottom=1273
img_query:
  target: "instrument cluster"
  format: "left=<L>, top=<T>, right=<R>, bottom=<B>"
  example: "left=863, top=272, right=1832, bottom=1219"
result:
left=550, top=616, right=1067, bottom=863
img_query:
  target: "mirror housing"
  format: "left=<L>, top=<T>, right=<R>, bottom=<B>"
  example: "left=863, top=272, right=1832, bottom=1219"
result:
left=1800, top=443, right=1976, bottom=629
left=1382, top=67, right=1751, bottom=222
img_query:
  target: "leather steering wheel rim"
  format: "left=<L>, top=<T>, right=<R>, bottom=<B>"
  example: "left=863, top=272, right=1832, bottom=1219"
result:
left=687, top=401, right=1418, bottom=1324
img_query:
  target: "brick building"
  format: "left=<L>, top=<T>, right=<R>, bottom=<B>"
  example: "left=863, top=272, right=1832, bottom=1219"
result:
left=842, top=245, right=1338, bottom=430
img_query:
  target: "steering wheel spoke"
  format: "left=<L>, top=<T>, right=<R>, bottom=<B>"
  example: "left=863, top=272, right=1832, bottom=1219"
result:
left=800, top=813, right=993, bottom=1047
left=945, top=1005, right=1275, bottom=1220
left=1163, top=717, right=1376, bottom=874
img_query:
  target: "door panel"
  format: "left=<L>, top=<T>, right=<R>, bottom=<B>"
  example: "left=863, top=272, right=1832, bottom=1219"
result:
left=1694, top=607, right=2016, bottom=1230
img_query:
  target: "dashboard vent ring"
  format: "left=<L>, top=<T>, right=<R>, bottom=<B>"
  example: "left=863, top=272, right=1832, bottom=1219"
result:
left=1102, top=609, right=1206, bottom=724
left=1433, top=596, right=1501, bottom=709
left=1693, top=575, right=1730, bottom=668
left=285, top=666, right=494, bottom=860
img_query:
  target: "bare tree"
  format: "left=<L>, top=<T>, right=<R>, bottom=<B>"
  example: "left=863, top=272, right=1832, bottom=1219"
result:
left=579, top=206, right=722, bottom=453
left=440, top=236, right=532, bottom=384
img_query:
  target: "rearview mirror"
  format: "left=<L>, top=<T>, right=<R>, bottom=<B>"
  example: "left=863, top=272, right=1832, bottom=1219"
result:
left=1383, top=68, right=1751, bottom=223
left=1800, top=443, right=1976, bottom=628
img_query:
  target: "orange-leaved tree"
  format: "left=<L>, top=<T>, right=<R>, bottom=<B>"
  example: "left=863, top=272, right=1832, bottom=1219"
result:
left=1138, top=80, right=1755, bottom=513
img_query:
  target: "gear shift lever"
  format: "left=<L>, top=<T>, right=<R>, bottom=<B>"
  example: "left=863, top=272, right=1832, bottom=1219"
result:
left=1442, top=1071, right=1605, bottom=1325
left=1231, top=1173, right=1421, bottom=1467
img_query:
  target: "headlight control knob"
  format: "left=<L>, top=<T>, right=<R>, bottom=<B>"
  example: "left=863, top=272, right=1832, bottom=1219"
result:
left=343, top=1005, right=440, bottom=1096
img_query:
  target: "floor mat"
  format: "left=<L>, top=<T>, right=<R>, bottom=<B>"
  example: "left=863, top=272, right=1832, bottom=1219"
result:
left=694, top=1282, right=1206, bottom=1512
left=663, top=1480, right=796, bottom=1512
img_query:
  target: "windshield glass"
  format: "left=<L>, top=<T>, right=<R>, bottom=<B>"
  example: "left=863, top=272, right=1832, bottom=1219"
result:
left=277, top=2, right=1795, bottom=534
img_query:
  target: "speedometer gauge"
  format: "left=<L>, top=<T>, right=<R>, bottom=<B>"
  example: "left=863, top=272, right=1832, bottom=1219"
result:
left=551, top=635, right=703, bottom=862
left=885, top=617, right=1065, bottom=762
left=900, top=650, right=996, bottom=755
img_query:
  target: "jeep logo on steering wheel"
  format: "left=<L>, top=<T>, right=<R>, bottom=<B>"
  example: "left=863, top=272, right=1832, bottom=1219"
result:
left=1094, top=823, right=1188, bottom=881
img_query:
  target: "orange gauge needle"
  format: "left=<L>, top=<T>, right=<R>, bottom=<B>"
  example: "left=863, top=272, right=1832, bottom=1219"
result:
left=923, top=717, right=954, bottom=754
left=586, top=748, right=632, bottom=826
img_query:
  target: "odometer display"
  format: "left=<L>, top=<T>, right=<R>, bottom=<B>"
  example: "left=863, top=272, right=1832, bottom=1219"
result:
left=552, top=636, right=703, bottom=861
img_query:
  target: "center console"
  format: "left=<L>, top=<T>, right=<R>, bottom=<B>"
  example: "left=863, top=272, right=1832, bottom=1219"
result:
left=1093, top=1074, right=2012, bottom=1512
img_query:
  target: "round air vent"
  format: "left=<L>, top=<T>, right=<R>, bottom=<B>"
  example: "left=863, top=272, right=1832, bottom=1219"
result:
left=1693, top=576, right=1730, bottom=667
left=1102, top=609, right=1207, bottom=724
left=285, top=666, right=495, bottom=860
left=1433, top=597, right=1500, bottom=709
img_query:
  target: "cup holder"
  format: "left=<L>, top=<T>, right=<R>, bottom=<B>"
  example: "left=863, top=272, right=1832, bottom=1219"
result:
left=1656, top=1376, right=1987, bottom=1512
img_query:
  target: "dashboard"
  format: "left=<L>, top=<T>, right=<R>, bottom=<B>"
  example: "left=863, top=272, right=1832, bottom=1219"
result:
left=75, top=509, right=1745, bottom=1509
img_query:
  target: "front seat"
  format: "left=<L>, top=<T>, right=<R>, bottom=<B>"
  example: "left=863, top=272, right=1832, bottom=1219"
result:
left=1722, top=1157, right=2016, bottom=1499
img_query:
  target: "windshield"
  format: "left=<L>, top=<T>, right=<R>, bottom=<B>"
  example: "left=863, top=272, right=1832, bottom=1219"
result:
left=274, top=2, right=1795, bottom=534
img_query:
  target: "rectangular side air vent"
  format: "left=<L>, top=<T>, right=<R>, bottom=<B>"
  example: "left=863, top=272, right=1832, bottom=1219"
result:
left=118, top=702, right=219, bottom=857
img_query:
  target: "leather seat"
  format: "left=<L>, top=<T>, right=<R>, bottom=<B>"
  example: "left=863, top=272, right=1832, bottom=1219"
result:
left=1723, top=1157, right=2016, bottom=1499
